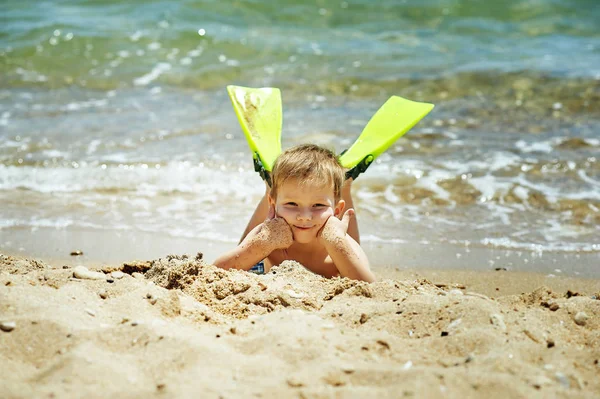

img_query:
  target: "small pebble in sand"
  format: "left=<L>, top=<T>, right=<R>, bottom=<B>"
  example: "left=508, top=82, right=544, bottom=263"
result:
left=322, top=322, right=335, bottom=330
left=523, top=329, right=541, bottom=344
left=98, top=290, right=108, bottom=299
left=70, top=250, right=84, bottom=256
left=555, top=372, right=570, bottom=389
left=111, top=271, right=125, bottom=279
left=285, top=289, right=304, bottom=299
left=84, top=309, right=96, bottom=317
left=531, top=375, right=553, bottom=389
left=359, top=313, right=369, bottom=324
left=286, top=377, right=304, bottom=388
left=341, top=365, right=355, bottom=374
left=574, top=312, right=588, bottom=326
left=447, top=318, right=462, bottom=331
left=73, top=266, right=106, bottom=280
left=0, top=321, right=16, bottom=332
left=490, top=314, right=507, bottom=332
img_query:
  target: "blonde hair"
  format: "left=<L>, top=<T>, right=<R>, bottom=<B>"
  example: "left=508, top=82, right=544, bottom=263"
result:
left=270, top=144, right=345, bottom=201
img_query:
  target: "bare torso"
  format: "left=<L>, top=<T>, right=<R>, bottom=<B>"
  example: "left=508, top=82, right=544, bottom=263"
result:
left=265, top=242, right=340, bottom=278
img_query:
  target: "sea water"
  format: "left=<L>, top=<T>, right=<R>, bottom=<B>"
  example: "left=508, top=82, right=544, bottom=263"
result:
left=1, top=0, right=599, bottom=276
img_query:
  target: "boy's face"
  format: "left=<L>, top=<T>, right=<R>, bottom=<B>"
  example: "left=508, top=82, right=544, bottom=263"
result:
left=269, top=178, right=344, bottom=244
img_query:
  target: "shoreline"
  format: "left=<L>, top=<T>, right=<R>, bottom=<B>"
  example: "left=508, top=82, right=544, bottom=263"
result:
left=3, top=226, right=600, bottom=281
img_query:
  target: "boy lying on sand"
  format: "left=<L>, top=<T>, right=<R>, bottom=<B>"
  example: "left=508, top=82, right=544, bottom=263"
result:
left=214, top=144, right=375, bottom=282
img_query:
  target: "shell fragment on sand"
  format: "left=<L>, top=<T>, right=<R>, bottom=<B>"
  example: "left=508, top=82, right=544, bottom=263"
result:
left=0, top=321, right=16, bottom=332
left=73, top=266, right=107, bottom=280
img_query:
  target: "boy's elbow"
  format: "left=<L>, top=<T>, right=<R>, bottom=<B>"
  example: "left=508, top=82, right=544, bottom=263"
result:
left=212, top=258, right=227, bottom=270
left=213, top=254, right=237, bottom=270
left=340, top=267, right=375, bottom=282
left=359, top=272, right=376, bottom=283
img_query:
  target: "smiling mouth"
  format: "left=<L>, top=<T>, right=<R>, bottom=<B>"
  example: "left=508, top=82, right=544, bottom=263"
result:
left=294, top=225, right=312, bottom=230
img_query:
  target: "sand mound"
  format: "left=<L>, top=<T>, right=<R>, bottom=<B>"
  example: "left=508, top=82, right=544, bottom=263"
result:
left=1, top=253, right=599, bottom=398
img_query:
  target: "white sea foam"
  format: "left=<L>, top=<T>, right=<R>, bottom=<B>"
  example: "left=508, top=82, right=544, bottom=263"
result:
left=0, top=163, right=262, bottom=198
left=577, top=170, right=600, bottom=187
left=383, top=185, right=400, bottom=204
left=133, top=63, right=171, bottom=86
left=468, top=175, right=512, bottom=201
left=439, top=152, right=520, bottom=174
left=0, top=111, right=10, bottom=126
left=41, top=149, right=67, bottom=158
left=86, top=140, right=102, bottom=155
left=361, top=235, right=408, bottom=244
left=515, top=140, right=553, bottom=153
left=512, top=186, right=529, bottom=201
left=480, top=237, right=598, bottom=253
left=413, top=170, right=453, bottom=200
left=64, top=99, right=107, bottom=111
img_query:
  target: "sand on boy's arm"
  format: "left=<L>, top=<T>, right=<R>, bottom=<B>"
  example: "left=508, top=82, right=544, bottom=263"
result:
left=1, top=253, right=599, bottom=398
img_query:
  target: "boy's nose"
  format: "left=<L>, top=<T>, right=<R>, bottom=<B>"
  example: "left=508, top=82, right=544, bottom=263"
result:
left=297, top=209, right=312, bottom=221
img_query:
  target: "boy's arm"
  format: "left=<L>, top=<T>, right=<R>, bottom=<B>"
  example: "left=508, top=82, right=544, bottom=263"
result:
left=239, top=183, right=270, bottom=243
left=214, top=206, right=293, bottom=271
left=341, top=178, right=360, bottom=244
left=319, top=210, right=375, bottom=282
left=213, top=224, right=273, bottom=271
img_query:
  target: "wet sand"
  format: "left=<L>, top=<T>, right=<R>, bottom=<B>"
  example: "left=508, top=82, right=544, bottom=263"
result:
left=1, top=252, right=599, bottom=398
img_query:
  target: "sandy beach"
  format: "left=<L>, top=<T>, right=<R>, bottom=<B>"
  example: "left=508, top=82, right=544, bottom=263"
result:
left=1, top=252, right=599, bottom=398
left=2, top=0, right=600, bottom=397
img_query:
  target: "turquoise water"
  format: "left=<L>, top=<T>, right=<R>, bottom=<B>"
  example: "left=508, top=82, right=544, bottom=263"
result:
left=1, top=0, right=599, bottom=275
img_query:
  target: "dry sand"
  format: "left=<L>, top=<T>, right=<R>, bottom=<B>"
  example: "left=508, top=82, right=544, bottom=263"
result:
left=1, top=252, right=599, bottom=398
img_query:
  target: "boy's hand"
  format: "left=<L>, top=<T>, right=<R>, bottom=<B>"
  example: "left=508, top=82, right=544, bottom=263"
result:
left=256, top=204, right=293, bottom=251
left=318, top=208, right=355, bottom=244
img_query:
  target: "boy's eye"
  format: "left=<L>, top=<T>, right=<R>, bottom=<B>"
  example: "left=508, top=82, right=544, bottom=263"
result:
left=285, top=202, right=297, bottom=206
left=313, top=203, right=326, bottom=208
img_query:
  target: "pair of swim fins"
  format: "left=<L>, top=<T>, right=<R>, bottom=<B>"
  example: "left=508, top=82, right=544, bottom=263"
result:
left=226, top=85, right=434, bottom=185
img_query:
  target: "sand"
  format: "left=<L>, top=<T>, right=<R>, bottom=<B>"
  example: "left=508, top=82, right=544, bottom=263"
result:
left=1, top=252, right=599, bottom=398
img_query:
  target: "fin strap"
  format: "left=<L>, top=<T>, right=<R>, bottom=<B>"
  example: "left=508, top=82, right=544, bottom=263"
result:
left=344, top=154, right=374, bottom=181
left=253, top=153, right=272, bottom=187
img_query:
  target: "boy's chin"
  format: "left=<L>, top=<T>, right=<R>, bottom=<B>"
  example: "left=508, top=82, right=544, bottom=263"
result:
left=292, top=231, right=317, bottom=244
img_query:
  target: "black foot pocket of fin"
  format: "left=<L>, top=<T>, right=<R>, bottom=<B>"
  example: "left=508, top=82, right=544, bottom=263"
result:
left=345, top=154, right=374, bottom=181
left=253, top=154, right=272, bottom=186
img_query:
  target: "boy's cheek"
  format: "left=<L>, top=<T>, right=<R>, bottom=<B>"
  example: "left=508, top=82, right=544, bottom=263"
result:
left=321, top=208, right=335, bottom=220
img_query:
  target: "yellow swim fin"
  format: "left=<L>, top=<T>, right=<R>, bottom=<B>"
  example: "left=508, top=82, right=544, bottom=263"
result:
left=227, top=85, right=282, bottom=185
left=339, top=96, right=434, bottom=180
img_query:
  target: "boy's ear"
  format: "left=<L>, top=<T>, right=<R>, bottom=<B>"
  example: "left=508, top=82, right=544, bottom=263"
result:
left=334, top=200, right=345, bottom=218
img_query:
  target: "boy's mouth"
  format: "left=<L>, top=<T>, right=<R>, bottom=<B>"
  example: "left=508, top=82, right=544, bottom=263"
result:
left=294, top=225, right=313, bottom=231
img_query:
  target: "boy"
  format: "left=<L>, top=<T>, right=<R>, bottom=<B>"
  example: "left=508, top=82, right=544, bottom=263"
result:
left=214, top=144, right=375, bottom=282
